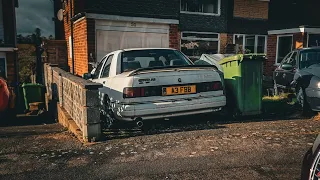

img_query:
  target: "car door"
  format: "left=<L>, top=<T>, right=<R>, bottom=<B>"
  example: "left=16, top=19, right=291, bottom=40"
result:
left=282, top=51, right=298, bottom=87
left=274, top=52, right=293, bottom=88
left=95, top=54, right=114, bottom=95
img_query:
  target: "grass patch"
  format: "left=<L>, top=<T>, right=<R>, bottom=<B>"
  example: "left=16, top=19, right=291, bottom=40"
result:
left=262, top=93, right=291, bottom=102
left=262, top=93, right=298, bottom=116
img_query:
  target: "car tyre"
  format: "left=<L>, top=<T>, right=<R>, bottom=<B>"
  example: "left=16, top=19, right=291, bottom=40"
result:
left=100, top=96, right=116, bottom=129
left=297, top=86, right=311, bottom=115
left=307, top=148, right=320, bottom=180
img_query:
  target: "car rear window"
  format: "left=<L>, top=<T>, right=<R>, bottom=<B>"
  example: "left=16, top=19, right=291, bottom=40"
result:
left=121, top=49, right=192, bottom=72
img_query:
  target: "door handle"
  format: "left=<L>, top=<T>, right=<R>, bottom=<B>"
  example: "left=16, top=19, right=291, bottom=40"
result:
left=103, top=81, right=106, bottom=84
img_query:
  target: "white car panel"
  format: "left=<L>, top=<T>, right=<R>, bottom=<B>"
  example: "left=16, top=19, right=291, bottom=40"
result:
left=89, top=48, right=226, bottom=122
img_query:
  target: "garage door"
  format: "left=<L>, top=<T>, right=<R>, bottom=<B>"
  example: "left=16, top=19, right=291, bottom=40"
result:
left=96, top=20, right=169, bottom=61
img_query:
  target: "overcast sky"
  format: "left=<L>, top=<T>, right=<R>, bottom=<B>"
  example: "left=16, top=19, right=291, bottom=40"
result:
left=16, top=0, right=55, bottom=37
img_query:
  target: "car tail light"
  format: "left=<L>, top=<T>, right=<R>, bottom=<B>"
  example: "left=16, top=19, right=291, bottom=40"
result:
left=213, top=82, right=223, bottom=91
left=198, top=81, right=223, bottom=93
left=123, top=87, right=143, bottom=98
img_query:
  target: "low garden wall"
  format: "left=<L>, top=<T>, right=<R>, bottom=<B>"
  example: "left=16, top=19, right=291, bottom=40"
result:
left=44, top=63, right=102, bottom=142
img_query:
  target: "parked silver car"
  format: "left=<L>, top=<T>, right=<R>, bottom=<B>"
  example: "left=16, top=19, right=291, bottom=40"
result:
left=301, top=135, right=320, bottom=180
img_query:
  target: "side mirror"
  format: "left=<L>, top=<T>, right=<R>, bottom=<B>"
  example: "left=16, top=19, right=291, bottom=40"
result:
left=82, top=73, right=92, bottom=80
left=281, top=63, right=294, bottom=71
left=89, top=62, right=97, bottom=69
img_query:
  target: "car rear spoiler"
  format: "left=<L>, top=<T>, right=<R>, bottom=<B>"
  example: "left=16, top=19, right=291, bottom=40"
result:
left=128, top=65, right=219, bottom=76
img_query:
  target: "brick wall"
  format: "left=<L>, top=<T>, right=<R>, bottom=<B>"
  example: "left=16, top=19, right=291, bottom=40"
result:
left=73, top=18, right=89, bottom=76
left=64, top=0, right=94, bottom=76
left=180, top=0, right=227, bottom=32
left=219, top=33, right=234, bottom=54
left=233, top=0, right=269, bottom=20
left=84, top=0, right=179, bottom=20
left=220, top=33, right=228, bottom=54
left=169, top=24, right=180, bottom=50
left=265, top=35, right=277, bottom=76
left=2, top=0, right=16, bottom=46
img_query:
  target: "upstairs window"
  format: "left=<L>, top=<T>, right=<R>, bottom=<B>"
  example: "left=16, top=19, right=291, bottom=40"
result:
left=181, top=0, right=220, bottom=15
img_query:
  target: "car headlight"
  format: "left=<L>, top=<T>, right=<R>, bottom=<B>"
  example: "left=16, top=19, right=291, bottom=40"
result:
left=317, top=82, right=320, bottom=88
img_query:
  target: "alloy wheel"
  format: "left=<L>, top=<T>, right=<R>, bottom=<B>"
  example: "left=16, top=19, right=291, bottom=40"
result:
left=309, top=150, right=320, bottom=180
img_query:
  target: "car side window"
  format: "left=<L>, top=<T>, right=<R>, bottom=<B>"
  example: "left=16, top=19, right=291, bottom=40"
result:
left=280, top=52, right=292, bottom=66
left=100, top=55, right=114, bottom=78
left=92, top=58, right=106, bottom=79
left=288, top=52, right=297, bottom=67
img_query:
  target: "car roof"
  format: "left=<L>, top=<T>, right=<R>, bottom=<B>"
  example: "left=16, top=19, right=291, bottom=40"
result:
left=122, top=48, right=176, bottom=51
left=296, top=47, right=320, bottom=52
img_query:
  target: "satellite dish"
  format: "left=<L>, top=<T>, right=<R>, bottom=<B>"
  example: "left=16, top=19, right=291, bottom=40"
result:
left=57, top=9, right=64, bottom=21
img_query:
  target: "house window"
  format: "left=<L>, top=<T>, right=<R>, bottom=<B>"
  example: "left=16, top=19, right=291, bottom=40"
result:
left=308, top=34, right=320, bottom=47
left=181, top=0, right=220, bottom=15
left=233, top=34, right=267, bottom=54
left=276, top=35, right=293, bottom=64
left=181, top=32, right=220, bottom=61
left=0, top=54, right=6, bottom=78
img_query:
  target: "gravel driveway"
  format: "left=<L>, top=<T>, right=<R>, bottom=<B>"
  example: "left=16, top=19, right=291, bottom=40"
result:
left=0, top=116, right=319, bottom=180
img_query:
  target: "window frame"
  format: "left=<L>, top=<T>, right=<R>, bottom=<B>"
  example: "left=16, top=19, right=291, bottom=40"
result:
left=100, top=54, right=114, bottom=78
left=288, top=51, right=298, bottom=67
left=180, top=31, right=220, bottom=57
left=180, top=0, right=221, bottom=16
left=276, top=34, right=293, bottom=65
left=233, top=34, right=267, bottom=54
left=92, top=57, right=107, bottom=79
left=307, top=33, right=320, bottom=48
left=0, top=52, right=6, bottom=78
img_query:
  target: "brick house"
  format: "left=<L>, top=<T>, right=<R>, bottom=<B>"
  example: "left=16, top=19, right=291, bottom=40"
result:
left=180, top=0, right=269, bottom=59
left=265, top=0, right=320, bottom=76
left=0, top=0, right=19, bottom=86
left=61, top=0, right=270, bottom=76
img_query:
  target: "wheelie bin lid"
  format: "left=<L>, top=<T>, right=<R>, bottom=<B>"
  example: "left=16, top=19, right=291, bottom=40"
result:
left=219, top=54, right=266, bottom=65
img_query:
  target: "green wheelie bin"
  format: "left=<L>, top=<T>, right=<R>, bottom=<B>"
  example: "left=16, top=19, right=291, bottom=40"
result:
left=22, top=83, right=44, bottom=110
left=219, top=54, right=265, bottom=116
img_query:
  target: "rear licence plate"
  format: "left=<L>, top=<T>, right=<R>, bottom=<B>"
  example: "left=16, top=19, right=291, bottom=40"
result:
left=162, top=85, right=196, bottom=96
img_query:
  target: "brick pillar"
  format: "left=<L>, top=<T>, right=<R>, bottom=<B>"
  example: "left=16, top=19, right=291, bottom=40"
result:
left=81, top=87, right=102, bottom=142
left=169, top=24, right=180, bottom=50
left=265, top=35, right=277, bottom=77
left=294, top=32, right=304, bottom=49
left=220, top=34, right=234, bottom=54
left=220, top=33, right=228, bottom=54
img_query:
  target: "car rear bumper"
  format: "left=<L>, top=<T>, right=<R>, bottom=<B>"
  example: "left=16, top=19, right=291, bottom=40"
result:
left=306, top=88, right=320, bottom=111
left=112, top=95, right=226, bottom=121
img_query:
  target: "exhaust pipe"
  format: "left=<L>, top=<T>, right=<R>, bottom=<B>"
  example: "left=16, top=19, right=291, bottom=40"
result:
left=135, top=118, right=143, bottom=128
